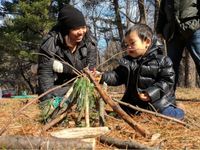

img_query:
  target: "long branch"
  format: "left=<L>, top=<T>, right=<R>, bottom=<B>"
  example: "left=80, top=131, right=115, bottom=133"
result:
left=32, top=52, right=81, bottom=76
left=100, top=135, right=155, bottom=150
left=83, top=68, right=150, bottom=138
left=113, top=99, right=188, bottom=126
left=96, top=50, right=126, bottom=69
left=0, top=75, right=81, bottom=135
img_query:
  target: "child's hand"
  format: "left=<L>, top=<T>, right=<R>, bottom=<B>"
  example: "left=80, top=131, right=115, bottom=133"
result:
left=138, top=92, right=150, bottom=102
left=90, top=69, right=102, bottom=83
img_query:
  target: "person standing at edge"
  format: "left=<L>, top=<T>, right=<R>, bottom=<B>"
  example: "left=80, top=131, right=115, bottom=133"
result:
left=156, top=0, right=200, bottom=90
left=37, top=5, right=98, bottom=123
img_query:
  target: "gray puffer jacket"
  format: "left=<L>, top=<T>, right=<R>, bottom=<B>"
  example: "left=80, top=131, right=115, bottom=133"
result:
left=101, top=38, right=176, bottom=112
left=38, top=27, right=98, bottom=100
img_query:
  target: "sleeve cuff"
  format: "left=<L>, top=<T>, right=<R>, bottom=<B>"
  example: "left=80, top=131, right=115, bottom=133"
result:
left=146, top=87, right=160, bottom=101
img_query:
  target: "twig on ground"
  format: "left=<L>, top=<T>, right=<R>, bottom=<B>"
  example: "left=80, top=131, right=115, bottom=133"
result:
left=104, top=114, right=123, bottom=122
left=113, top=99, right=188, bottom=126
left=99, top=135, right=155, bottom=150
left=42, top=95, right=78, bottom=131
left=184, top=112, right=200, bottom=129
left=42, top=111, right=69, bottom=132
left=0, top=75, right=81, bottom=135
left=176, top=99, right=200, bottom=102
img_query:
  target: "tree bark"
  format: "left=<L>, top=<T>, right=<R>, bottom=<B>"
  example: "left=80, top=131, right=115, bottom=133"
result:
left=0, top=135, right=95, bottom=150
left=50, top=127, right=110, bottom=139
left=154, top=0, right=160, bottom=30
left=185, top=50, right=196, bottom=87
left=178, top=57, right=185, bottom=87
left=113, top=0, right=124, bottom=41
left=138, top=0, right=146, bottom=24
left=100, top=135, right=154, bottom=149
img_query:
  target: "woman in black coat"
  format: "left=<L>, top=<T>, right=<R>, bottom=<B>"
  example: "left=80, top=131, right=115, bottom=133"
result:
left=38, top=5, right=98, bottom=122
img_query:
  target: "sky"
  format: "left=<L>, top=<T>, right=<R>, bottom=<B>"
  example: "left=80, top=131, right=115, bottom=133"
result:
left=0, top=1, right=4, bottom=25
left=0, top=0, right=155, bottom=50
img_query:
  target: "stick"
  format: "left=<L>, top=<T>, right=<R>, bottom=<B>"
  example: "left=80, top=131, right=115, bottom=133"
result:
left=83, top=68, right=150, bottom=138
left=42, top=100, right=76, bottom=131
left=113, top=99, right=188, bottom=126
left=42, top=88, right=80, bottom=131
left=42, top=111, right=69, bottom=131
left=59, top=84, right=74, bottom=107
left=0, top=76, right=80, bottom=135
left=99, top=82, right=107, bottom=126
left=50, top=127, right=110, bottom=139
left=100, top=135, right=155, bottom=150
left=85, top=89, right=90, bottom=127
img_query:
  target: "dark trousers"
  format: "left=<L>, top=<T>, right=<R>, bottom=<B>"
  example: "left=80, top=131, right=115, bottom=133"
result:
left=167, top=29, right=200, bottom=89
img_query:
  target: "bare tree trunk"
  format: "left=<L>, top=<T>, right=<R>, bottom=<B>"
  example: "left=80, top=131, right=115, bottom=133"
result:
left=20, top=68, right=34, bottom=94
left=154, top=0, right=160, bottom=30
left=90, top=17, right=101, bottom=65
left=126, top=0, right=131, bottom=27
left=138, top=0, right=146, bottom=24
left=185, top=50, right=196, bottom=87
left=178, top=58, right=185, bottom=87
left=113, top=0, right=124, bottom=41
left=196, top=72, right=200, bottom=87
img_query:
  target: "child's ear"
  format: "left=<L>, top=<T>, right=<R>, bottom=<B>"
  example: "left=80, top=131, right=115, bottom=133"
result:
left=145, top=37, right=151, bottom=47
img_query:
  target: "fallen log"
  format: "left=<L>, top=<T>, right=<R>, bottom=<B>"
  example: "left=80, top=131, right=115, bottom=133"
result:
left=99, top=135, right=155, bottom=149
left=83, top=68, right=150, bottom=138
left=0, top=135, right=95, bottom=150
left=50, top=127, right=110, bottom=139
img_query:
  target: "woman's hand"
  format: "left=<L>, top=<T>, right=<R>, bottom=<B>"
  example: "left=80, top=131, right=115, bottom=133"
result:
left=53, top=60, right=63, bottom=73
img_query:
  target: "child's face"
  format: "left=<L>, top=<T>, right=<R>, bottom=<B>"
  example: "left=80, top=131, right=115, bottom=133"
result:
left=124, top=31, right=151, bottom=58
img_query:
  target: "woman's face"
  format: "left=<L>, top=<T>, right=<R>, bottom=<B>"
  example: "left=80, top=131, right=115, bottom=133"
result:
left=124, top=31, right=151, bottom=58
left=68, top=26, right=87, bottom=43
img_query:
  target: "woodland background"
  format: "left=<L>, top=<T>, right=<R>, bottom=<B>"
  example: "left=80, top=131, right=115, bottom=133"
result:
left=0, top=0, right=199, bottom=95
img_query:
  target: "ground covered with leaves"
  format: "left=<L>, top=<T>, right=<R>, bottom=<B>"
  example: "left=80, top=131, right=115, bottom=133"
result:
left=0, top=87, right=200, bottom=149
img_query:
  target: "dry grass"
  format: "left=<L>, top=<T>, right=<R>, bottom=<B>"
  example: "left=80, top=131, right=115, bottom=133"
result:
left=0, top=87, right=200, bottom=149
left=176, top=87, right=200, bottom=100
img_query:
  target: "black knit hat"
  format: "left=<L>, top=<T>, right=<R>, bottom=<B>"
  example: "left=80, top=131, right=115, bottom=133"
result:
left=58, top=5, right=86, bottom=35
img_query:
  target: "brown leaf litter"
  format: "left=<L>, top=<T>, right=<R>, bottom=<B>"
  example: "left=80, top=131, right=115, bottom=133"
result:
left=0, top=87, right=200, bottom=149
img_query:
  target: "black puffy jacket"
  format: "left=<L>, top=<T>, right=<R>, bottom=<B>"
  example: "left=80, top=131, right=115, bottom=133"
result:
left=156, top=0, right=200, bottom=41
left=101, top=38, right=176, bottom=112
left=38, top=27, right=98, bottom=100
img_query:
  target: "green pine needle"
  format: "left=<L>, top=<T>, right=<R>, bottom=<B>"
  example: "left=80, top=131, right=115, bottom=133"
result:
left=69, top=77, right=97, bottom=120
